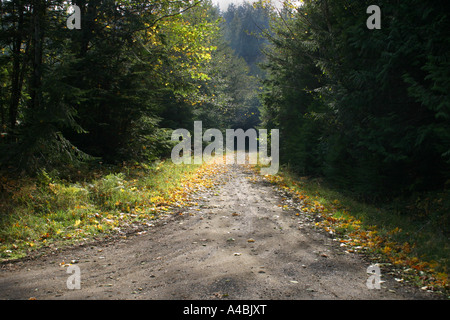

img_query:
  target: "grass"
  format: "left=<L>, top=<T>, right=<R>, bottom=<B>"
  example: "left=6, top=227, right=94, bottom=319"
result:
left=2, top=155, right=448, bottom=295
left=257, top=167, right=449, bottom=294
left=0, top=159, right=224, bottom=262
left=298, top=179, right=449, bottom=262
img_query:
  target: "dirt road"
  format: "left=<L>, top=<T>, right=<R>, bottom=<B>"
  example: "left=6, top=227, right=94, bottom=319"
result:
left=0, top=165, right=437, bottom=300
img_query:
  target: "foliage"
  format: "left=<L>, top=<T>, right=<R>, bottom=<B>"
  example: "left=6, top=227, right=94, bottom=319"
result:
left=0, top=0, right=221, bottom=171
left=0, top=159, right=228, bottom=261
left=222, top=1, right=271, bottom=77
left=261, top=0, right=450, bottom=198
left=0, top=0, right=270, bottom=170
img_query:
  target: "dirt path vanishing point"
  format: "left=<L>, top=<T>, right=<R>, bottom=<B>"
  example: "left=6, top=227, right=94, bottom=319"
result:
left=0, top=164, right=440, bottom=300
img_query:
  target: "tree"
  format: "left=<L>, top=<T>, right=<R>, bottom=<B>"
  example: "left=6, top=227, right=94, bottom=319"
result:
left=261, top=0, right=450, bottom=198
left=222, top=1, right=270, bottom=77
left=0, top=0, right=221, bottom=171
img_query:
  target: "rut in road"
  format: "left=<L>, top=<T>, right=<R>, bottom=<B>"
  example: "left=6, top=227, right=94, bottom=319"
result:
left=0, top=164, right=435, bottom=299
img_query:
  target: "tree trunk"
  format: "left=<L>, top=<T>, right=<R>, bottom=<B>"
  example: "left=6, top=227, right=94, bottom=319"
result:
left=8, top=0, right=25, bottom=131
left=29, top=0, right=45, bottom=112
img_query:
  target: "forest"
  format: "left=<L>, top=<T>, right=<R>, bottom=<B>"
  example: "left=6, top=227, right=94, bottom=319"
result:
left=0, top=0, right=449, bottom=293
left=261, top=0, right=450, bottom=200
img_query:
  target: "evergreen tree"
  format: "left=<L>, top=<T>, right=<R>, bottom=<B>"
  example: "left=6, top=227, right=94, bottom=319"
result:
left=261, top=0, right=450, bottom=197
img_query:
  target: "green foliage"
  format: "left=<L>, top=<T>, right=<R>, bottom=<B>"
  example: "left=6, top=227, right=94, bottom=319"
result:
left=0, top=0, right=270, bottom=172
left=0, top=0, right=222, bottom=171
left=261, top=0, right=450, bottom=198
left=0, top=159, right=202, bottom=261
left=222, top=1, right=271, bottom=77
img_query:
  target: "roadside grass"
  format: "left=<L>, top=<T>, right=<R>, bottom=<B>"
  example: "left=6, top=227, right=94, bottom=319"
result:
left=255, top=166, right=449, bottom=295
left=0, top=159, right=222, bottom=262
